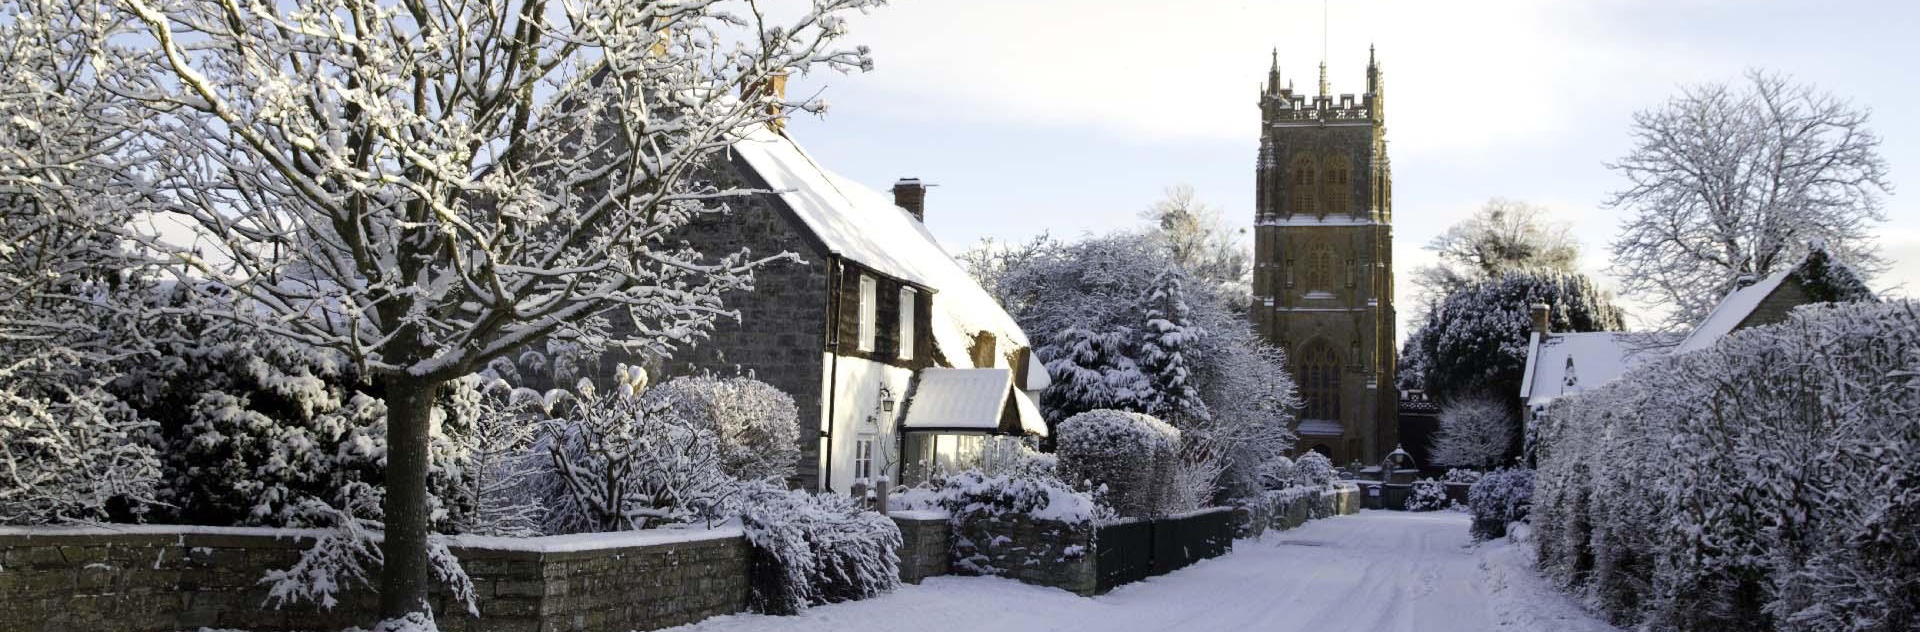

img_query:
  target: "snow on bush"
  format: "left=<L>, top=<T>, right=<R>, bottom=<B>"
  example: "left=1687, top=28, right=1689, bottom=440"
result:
left=1407, top=479, right=1449, bottom=512
left=738, top=482, right=901, bottom=616
left=975, top=435, right=1057, bottom=480
left=642, top=375, right=800, bottom=483
left=539, top=368, right=739, bottom=533
left=936, top=469, right=1099, bottom=526
left=1055, top=409, right=1180, bottom=518
left=0, top=358, right=161, bottom=524
left=1467, top=468, right=1533, bottom=541
left=1532, top=301, right=1920, bottom=632
left=1429, top=396, right=1515, bottom=470
left=1256, top=456, right=1298, bottom=491
left=1443, top=468, right=1484, bottom=485
left=1293, top=451, right=1337, bottom=488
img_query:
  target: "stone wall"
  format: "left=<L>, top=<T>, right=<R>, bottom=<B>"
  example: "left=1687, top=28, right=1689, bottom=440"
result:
left=888, top=512, right=951, bottom=585
left=0, top=525, right=749, bottom=632
left=950, top=513, right=1095, bottom=596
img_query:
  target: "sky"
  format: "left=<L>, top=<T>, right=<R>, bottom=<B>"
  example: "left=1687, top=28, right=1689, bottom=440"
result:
left=778, top=0, right=1920, bottom=335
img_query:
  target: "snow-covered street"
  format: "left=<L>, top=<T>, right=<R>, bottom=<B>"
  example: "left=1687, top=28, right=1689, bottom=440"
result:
left=666, top=511, right=1619, bottom=632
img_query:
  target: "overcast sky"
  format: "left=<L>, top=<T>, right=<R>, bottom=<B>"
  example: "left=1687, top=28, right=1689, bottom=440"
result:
left=781, top=0, right=1919, bottom=334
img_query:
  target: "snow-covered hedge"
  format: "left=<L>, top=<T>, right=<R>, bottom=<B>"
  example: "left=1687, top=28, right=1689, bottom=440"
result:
left=1054, top=409, right=1180, bottom=518
left=1467, top=468, right=1532, bottom=540
left=1406, top=479, right=1449, bottom=512
left=1293, top=451, right=1337, bottom=488
left=642, top=375, right=799, bottom=483
left=738, top=483, right=901, bottom=615
left=935, top=469, right=1099, bottom=525
left=1533, top=301, right=1920, bottom=632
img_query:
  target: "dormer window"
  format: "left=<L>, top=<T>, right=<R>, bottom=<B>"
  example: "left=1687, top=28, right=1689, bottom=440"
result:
left=857, top=275, right=877, bottom=352
left=898, top=287, right=917, bottom=360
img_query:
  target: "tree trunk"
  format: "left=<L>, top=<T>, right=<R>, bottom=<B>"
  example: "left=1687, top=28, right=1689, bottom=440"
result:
left=380, top=375, right=441, bottom=619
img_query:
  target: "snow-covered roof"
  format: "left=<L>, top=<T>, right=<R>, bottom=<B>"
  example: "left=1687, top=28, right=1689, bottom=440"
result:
left=1518, top=331, right=1661, bottom=405
left=1673, top=267, right=1793, bottom=354
left=730, top=128, right=1035, bottom=374
left=1297, top=419, right=1343, bottom=436
left=900, top=368, right=1046, bottom=437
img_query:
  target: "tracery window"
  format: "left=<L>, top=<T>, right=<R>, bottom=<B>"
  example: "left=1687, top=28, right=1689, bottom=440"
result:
left=1289, top=154, right=1317, bottom=215
left=1304, top=246, right=1335, bottom=290
left=1323, top=154, right=1351, bottom=215
left=1298, top=341, right=1342, bottom=421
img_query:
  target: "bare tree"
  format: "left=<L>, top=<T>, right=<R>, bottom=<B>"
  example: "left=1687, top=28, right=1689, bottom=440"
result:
left=83, top=0, right=878, bottom=621
left=1142, top=185, right=1251, bottom=309
left=1607, top=70, right=1890, bottom=328
left=1412, top=198, right=1580, bottom=310
left=1429, top=396, right=1514, bottom=470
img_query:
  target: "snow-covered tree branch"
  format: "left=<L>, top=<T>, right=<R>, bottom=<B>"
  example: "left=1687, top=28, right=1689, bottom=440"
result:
left=1606, top=70, right=1891, bottom=328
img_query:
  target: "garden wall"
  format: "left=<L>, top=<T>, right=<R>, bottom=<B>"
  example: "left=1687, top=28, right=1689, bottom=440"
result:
left=0, top=525, right=750, bottom=632
left=950, top=512, right=1096, bottom=596
left=888, top=511, right=951, bottom=584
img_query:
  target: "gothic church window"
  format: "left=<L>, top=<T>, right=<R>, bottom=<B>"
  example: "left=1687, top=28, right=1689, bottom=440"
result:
left=1305, top=246, right=1335, bottom=290
left=1289, top=155, right=1317, bottom=215
left=1324, top=154, right=1351, bottom=215
left=1298, top=340, right=1342, bottom=421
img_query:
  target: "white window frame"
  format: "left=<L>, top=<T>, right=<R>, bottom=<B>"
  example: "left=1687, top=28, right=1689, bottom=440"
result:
left=853, top=433, right=876, bottom=481
left=898, top=287, right=917, bottom=360
left=857, top=275, right=877, bottom=352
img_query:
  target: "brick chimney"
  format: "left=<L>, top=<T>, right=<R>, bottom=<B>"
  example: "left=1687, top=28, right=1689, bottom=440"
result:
left=1529, top=303, right=1551, bottom=337
left=892, top=178, right=927, bottom=222
left=746, top=72, right=789, bottom=132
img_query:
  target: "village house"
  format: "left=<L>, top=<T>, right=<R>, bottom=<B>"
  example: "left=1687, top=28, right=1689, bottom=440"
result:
left=1519, top=244, right=1875, bottom=426
left=622, top=120, right=1049, bottom=494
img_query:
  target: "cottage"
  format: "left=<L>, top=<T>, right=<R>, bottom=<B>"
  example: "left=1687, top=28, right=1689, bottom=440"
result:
left=1519, top=244, right=1874, bottom=426
left=628, top=123, right=1047, bottom=494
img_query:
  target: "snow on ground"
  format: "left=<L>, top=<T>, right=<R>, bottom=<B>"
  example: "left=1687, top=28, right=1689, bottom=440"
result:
left=665, top=511, right=1619, bottom=632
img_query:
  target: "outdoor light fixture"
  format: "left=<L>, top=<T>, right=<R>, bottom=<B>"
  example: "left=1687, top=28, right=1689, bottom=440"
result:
left=878, top=385, right=896, bottom=413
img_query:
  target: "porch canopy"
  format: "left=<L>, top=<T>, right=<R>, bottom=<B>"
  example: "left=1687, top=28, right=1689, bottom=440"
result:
left=902, top=368, right=1048, bottom=437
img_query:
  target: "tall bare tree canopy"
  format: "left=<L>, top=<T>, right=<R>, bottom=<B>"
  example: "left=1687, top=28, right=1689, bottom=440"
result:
left=1141, top=185, right=1251, bottom=310
left=49, top=0, right=882, bottom=623
left=1607, top=70, right=1890, bottom=327
left=1412, top=198, right=1580, bottom=307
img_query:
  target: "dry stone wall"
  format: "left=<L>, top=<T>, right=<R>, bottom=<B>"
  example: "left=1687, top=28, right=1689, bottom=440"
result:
left=0, top=526, right=749, bottom=632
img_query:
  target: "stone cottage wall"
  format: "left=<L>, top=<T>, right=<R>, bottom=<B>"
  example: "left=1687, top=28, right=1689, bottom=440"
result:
left=0, top=526, right=749, bottom=632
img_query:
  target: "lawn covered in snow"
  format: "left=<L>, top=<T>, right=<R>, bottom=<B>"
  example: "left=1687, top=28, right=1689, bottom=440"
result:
left=665, top=511, right=1618, bottom=632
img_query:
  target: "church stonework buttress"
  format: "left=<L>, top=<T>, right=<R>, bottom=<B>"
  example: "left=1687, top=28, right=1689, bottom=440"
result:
left=1252, top=50, right=1398, bottom=466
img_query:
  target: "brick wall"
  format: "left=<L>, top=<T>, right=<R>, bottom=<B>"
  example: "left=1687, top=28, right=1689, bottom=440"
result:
left=888, top=512, right=951, bottom=584
left=0, top=526, right=750, bottom=632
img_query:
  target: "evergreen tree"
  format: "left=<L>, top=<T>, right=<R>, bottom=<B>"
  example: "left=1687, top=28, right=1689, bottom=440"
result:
left=1400, top=272, right=1627, bottom=408
left=1138, top=269, right=1210, bottom=424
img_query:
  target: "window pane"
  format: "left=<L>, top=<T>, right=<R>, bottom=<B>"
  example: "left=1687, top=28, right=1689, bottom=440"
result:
left=858, top=276, right=877, bottom=351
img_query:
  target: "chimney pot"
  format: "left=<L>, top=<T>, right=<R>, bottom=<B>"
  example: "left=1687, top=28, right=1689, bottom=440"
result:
left=1529, top=303, right=1551, bottom=336
left=892, top=178, right=927, bottom=222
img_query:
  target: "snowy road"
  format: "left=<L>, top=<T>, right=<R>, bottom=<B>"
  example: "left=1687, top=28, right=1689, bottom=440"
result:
left=667, top=511, right=1619, bottom=632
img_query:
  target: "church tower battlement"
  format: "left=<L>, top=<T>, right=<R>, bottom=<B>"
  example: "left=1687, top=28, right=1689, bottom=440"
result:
left=1251, top=48, right=1398, bottom=466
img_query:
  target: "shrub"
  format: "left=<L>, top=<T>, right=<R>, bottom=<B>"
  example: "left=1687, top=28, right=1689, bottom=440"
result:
left=643, top=375, right=800, bottom=482
left=1442, top=468, right=1484, bottom=484
left=1532, top=301, right=1920, bottom=631
left=0, top=365, right=161, bottom=524
left=739, top=483, right=901, bottom=615
left=1468, top=468, right=1534, bottom=540
left=1054, top=409, right=1180, bottom=518
left=1256, top=456, right=1298, bottom=490
left=540, top=370, right=740, bottom=533
left=937, top=469, right=1098, bottom=525
left=1407, top=479, right=1449, bottom=512
left=1294, top=451, right=1337, bottom=488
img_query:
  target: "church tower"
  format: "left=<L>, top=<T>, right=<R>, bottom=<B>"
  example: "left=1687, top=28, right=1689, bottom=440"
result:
left=1252, top=48, right=1398, bottom=466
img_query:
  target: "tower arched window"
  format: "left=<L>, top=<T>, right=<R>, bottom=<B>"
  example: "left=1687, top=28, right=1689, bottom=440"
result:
left=1323, top=154, right=1351, bottom=215
left=1298, top=340, right=1342, bottom=421
left=1305, top=246, right=1335, bottom=290
left=1289, top=155, right=1317, bottom=216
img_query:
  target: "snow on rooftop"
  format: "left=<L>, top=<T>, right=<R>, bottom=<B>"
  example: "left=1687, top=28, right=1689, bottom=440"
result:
left=732, top=128, right=1030, bottom=366
left=1519, top=332, right=1660, bottom=404
left=902, top=368, right=1013, bottom=431
left=1673, top=267, right=1793, bottom=354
